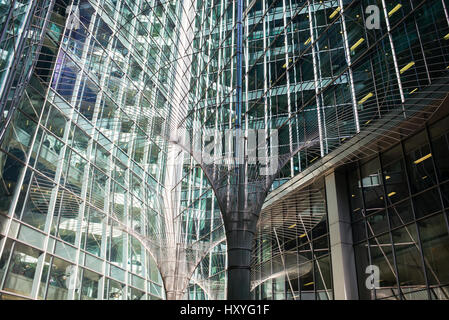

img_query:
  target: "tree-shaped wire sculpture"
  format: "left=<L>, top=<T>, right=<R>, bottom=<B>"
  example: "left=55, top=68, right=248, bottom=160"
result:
left=168, top=0, right=449, bottom=299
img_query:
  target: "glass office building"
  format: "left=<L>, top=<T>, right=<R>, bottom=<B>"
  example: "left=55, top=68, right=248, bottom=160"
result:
left=180, top=0, right=449, bottom=300
left=1, top=0, right=449, bottom=300
left=0, top=0, right=181, bottom=300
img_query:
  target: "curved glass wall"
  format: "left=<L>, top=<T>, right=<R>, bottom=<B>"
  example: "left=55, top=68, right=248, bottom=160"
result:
left=0, top=0, right=55, bottom=139
left=251, top=178, right=332, bottom=300
left=0, top=0, right=185, bottom=300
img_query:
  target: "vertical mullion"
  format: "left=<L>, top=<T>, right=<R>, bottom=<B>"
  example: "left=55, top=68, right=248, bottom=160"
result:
left=398, top=139, right=430, bottom=299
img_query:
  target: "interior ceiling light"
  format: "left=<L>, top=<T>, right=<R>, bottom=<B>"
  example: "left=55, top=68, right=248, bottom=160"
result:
left=350, top=38, right=365, bottom=52
left=329, top=7, right=341, bottom=19
left=358, top=92, right=373, bottom=104
left=388, top=4, right=402, bottom=17
left=414, top=153, right=432, bottom=164
left=400, top=61, right=415, bottom=74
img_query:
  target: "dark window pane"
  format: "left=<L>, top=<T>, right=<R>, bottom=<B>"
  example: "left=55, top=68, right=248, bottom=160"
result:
left=392, top=226, right=426, bottom=292
left=347, top=164, right=363, bottom=221
left=413, top=188, right=442, bottom=219
left=354, top=243, right=373, bottom=300
left=353, top=219, right=367, bottom=243
left=418, top=213, right=449, bottom=286
left=366, top=210, right=389, bottom=237
left=429, top=116, right=449, bottom=182
left=389, top=200, right=414, bottom=228
left=361, top=158, right=385, bottom=213
left=441, top=182, right=449, bottom=210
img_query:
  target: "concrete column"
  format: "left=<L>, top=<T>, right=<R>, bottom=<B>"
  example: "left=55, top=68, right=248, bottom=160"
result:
left=325, top=170, right=358, bottom=300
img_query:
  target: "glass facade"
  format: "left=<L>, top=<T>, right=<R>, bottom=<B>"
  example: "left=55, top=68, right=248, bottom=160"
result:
left=349, top=114, right=449, bottom=300
left=182, top=0, right=449, bottom=187
left=0, top=0, right=55, bottom=140
left=0, top=0, right=185, bottom=300
left=179, top=0, right=449, bottom=300
left=252, top=178, right=332, bottom=300
left=179, top=151, right=227, bottom=300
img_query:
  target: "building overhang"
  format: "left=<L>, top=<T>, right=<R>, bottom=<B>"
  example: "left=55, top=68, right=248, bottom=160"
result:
left=263, top=78, right=449, bottom=209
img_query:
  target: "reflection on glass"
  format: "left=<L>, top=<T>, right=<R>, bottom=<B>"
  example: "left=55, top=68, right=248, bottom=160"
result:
left=106, top=278, right=125, bottom=300
left=361, top=158, right=384, bottom=213
left=3, top=242, right=42, bottom=297
left=45, top=257, right=75, bottom=300
left=392, top=226, right=426, bottom=295
left=418, top=214, right=449, bottom=287
left=80, top=268, right=100, bottom=300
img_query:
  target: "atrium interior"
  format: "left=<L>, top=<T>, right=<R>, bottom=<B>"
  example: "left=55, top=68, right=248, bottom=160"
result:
left=0, top=0, right=449, bottom=300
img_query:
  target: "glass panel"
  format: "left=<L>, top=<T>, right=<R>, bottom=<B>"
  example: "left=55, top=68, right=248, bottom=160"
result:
left=429, top=116, right=449, bottom=182
left=84, top=253, right=103, bottom=274
left=360, top=158, right=385, bottom=214
left=366, top=210, right=389, bottom=237
left=45, top=257, right=75, bottom=300
left=369, top=234, right=398, bottom=299
left=131, top=274, right=145, bottom=291
left=54, top=240, right=77, bottom=263
left=128, top=287, right=145, bottom=300
left=352, top=219, right=367, bottom=243
left=110, top=265, right=125, bottom=283
left=315, top=255, right=332, bottom=299
left=413, top=188, right=442, bottom=219
left=106, top=278, right=125, bottom=300
left=129, top=236, right=143, bottom=276
left=80, top=268, right=101, bottom=300
left=52, top=189, right=82, bottom=245
left=382, top=145, right=409, bottom=204
left=404, top=131, right=436, bottom=194
left=389, top=200, right=414, bottom=229
left=347, top=164, right=363, bottom=221
left=0, top=239, right=13, bottom=287
left=0, top=150, right=27, bottom=216
left=17, top=224, right=45, bottom=249
left=20, top=173, right=56, bottom=231
left=441, top=182, right=449, bottom=209
left=392, top=225, right=426, bottom=294
left=81, top=207, right=104, bottom=257
left=3, top=241, right=42, bottom=297
left=418, top=214, right=449, bottom=287
left=108, top=221, right=126, bottom=268
left=354, top=242, right=372, bottom=300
